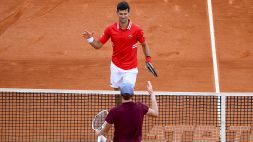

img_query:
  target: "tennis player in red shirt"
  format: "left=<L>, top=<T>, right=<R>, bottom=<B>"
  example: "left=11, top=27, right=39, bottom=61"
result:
left=95, top=81, right=158, bottom=142
left=82, top=1, right=152, bottom=90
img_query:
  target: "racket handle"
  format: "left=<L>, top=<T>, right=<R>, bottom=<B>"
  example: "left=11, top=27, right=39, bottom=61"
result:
left=98, top=135, right=107, bottom=142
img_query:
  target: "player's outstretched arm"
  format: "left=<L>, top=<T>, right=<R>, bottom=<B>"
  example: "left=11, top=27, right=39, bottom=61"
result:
left=82, top=31, right=103, bottom=49
left=146, top=81, right=159, bottom=117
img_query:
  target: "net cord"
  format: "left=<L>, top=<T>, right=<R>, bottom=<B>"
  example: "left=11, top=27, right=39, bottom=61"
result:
left=1, top=88, right=253, bottom=96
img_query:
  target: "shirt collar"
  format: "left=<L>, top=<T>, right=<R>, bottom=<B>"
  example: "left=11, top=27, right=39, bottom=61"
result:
left=117, top=19, right=132, bottom=30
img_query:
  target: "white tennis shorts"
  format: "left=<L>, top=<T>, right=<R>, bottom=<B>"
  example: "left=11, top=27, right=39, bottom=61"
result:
left=110, top=62, right=138, bottom=89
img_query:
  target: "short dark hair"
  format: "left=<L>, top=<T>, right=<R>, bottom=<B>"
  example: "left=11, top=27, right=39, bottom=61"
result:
left=121, top=93, right=133, bottom=100
left=117, top=1, right=130, bottom=12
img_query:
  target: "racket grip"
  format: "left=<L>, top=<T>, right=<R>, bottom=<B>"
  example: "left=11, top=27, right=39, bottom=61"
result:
left=98, top=135, right=107, bottom=142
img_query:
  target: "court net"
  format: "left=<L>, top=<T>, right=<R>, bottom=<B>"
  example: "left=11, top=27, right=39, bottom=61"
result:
left=0, top=88, right=253, bottom=142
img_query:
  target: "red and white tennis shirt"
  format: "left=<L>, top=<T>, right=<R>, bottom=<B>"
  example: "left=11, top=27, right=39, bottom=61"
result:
left=99, top=20, right=145, bottom=70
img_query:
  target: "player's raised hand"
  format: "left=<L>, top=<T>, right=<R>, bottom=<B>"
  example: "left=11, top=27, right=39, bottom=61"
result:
left=82, top=30, right=94, bottom=39
left=146, top=81, right=158, bottom=117
left=82, top=31, right=103, bottom=49
left=147, top=81, right=154, bottom=95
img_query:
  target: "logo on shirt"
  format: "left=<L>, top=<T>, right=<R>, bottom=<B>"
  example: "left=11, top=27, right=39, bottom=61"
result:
left=132, top=43, right=137, bottom=48
left=128, top=34, right=133, bottom=39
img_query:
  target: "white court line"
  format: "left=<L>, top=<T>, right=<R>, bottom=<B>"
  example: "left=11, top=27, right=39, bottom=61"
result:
left=207, top=0, right=220, bottom=93
left=207, top=0, right=225, bottom=141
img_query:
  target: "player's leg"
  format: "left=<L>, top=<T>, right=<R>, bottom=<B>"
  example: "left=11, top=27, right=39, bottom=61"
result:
left=122, top=68, right=138, bottom=88
left=114, top=88, right=122, bottom=106
left=120, top=68, right=138, bottom=104
left=110, top=62, right=123, bottom=105
left=114, top=68, right=137, bottom=105
left=110, top=62, right=122, bottom=88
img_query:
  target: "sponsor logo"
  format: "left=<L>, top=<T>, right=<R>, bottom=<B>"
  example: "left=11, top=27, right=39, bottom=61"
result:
left=144, top=125, right=252, bottom=141
left=132, top=43, right=137, bottom=48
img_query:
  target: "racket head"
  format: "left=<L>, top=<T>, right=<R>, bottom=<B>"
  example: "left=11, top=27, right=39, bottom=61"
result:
left=92, top=110, right=109, bottom=131
left=145, top=61, right=158, bottom=77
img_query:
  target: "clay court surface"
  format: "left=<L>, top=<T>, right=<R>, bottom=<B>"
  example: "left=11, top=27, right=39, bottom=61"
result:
left=0, top=0, right=253, bottom=91
left=0, top=1, right=253, bottom=141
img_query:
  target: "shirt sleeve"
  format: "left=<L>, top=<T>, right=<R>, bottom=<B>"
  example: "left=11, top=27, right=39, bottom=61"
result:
left=99, top=26, right=110, bottom=44
left=105, top=109, right=114, bottom=124
left=142, top=103, right=149, bottom=115
left=137, top=102, right=149, bottom=115
left=137, top=29, right=145, bottom=43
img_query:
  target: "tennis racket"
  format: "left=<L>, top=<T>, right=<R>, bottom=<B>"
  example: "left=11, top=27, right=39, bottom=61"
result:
left=92, top=110, right=109, bottom=142
left=145, top=61, right=158, bottom=77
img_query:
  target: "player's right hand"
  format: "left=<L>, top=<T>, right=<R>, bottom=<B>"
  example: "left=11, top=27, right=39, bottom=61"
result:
left=147, top=81, right=154, bottom=95
left=82, top=31, right=93, bottom=39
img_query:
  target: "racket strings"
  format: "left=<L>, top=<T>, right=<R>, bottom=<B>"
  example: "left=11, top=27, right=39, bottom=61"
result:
left=93, top=111, right=107, bottom=130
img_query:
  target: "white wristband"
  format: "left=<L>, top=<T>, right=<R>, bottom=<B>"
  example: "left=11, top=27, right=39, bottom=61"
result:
left=87, top=37, right=94, bottom=43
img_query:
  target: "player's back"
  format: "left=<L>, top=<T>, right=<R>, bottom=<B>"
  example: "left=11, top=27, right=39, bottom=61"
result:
left=107, top=101, right=148, bottom=142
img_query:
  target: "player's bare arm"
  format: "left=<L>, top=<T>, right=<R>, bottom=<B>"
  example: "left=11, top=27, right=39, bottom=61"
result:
left=82, top=30, right=103, bottom=49
left=141, top=41, right=152, bottom=62
left=95, top=122, right=112, bottom=136
left=146, top=81, right=159, bottom=117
